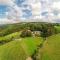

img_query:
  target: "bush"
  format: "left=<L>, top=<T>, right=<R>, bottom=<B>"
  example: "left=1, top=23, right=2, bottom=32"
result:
left=20, top=30, right=32, bottom=38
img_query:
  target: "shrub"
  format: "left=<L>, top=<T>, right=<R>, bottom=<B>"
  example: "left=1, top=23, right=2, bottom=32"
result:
left=20, top=30, right=32, bottom=38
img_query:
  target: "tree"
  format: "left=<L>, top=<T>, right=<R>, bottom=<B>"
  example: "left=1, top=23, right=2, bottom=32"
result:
left=20, top=30, right=32, bottom=38
left=41, top=24, right=55, bottom=40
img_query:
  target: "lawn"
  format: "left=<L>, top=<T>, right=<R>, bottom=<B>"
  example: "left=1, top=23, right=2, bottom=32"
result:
left=38, top=34, right=60, bottom=60
left=0, top=31, right=21, bottom=44
left=0, top=37, right=43, bottom=60
left=54, top=26, right=60, bottom=33
left=20, top=37, right=43, bottom=55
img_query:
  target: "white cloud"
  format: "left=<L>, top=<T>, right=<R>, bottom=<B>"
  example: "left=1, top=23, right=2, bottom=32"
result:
left=32, top=2, right=41, bottom=16
left=52, top=2, right=60, bottom=9
left=0, top=18, right=19, bottom=24
left=0, top=0, right=60, bottom=23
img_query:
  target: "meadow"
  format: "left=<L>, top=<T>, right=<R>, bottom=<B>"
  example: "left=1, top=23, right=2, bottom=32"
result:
left=0, top=22, right=60, bottom=60
left=37, top=33, right=60, bottom=60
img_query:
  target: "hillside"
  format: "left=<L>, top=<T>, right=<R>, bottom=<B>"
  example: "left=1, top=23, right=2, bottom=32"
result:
left=0, top=23, right=60, bottom=60
left=0, top=37, right=43, bottom=60
left=37, top=34, right=60, bottom=60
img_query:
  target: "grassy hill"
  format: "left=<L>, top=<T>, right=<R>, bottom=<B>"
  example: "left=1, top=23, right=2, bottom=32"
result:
left=20, top=37, right=43, bottom=55
left=0, top=37, right=43, bottom=60
left=37, top=34, right=60, bottom=60
left=0, top=40, right=27, bottom=60
left=54, top=26, right=60, bottom=33
left=0, top=23, right=60, bottom=60
left=0, top=31, right=21, bottom=45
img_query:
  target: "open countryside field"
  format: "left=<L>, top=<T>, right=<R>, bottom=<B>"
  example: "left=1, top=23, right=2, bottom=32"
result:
left=0, top=23, right=60, bottom=60
left=0, top=0, right=60, bottom=60
left=0, top=37, right=43, bottom=60
left=37, top=33, right=60, bottom=60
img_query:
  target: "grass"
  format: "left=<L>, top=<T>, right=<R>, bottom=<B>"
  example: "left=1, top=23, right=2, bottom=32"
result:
left=20, top=37, right=43, bottom=55
left=0, top=40, right=27, bottom=60
left=54, top=26, right=60, bottom=33
left=39, top=34, right=60, bottom=60
left=0, top=37, right=43, bottom=60
left=0, top=31, right=21, bottom=43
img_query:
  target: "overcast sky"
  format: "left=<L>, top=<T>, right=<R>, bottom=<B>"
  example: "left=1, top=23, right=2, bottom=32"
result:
left=0, top=0, right=60, bottom=24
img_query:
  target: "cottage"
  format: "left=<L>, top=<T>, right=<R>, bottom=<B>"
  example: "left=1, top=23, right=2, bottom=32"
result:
left=32, top=31, right=41, bottom=37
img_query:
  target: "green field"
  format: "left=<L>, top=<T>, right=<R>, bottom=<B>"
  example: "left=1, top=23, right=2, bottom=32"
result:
left=0, top=37, right=43, bottom=60
left=38, top=34, right=60, bottom=60
left=54, top=26, right=60, bottom=33
left=0, top=23, right=60, bottom=60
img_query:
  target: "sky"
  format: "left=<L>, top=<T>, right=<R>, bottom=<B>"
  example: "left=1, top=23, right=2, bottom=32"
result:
left=0, top=0, right=60, bottom=24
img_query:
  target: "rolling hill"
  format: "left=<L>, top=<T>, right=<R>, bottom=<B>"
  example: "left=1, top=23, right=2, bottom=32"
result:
left=37, top=34, right=60, bottom=60
left=0, top=37, right=43, bottom=60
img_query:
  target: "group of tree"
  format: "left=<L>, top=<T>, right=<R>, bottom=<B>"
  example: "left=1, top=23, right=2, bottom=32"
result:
left=0, top=22, right=60, bottom=38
